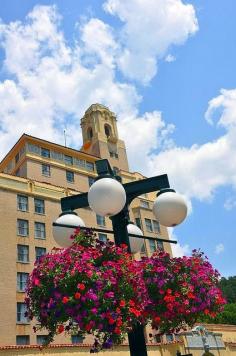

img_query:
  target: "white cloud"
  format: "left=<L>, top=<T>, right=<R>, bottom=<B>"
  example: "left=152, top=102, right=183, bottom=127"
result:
left=165, top=54, right=176, bottom=62
left=224, top=197, right=236, bottom=211
left=0, top=5, right=141, bottom=156
left=169, top=228, right=190, bottom=257
left=140, top=89, right=236, bottom=203
left=215, top=243, right=225, bottom=255
left=104, top=0, right=198, bottom=83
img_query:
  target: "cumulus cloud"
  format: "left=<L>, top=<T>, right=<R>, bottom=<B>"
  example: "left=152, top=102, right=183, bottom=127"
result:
left=169, top=228, right=190, bottom=257
left=104, top=0, right=198, bottom=83
left=143, top=89, right=236, bottom=203
left=215, top=243, right=225, bottom=255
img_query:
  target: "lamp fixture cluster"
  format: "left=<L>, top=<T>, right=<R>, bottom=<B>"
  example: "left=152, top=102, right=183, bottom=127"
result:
left=53, top=176, right=187, bottom=253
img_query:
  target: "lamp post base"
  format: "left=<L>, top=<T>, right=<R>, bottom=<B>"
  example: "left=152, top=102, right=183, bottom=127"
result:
left=128, top=324, right=148, bottom=356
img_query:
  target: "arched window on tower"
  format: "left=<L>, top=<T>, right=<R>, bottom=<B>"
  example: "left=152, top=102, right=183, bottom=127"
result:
left=87, top=127, right=93, bottom=140
left=104, top=124, right=112, bottom=138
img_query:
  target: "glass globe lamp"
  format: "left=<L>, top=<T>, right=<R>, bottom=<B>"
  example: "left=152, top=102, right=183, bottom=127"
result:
left=127, top=223, right=144, bottom=253
left=88, top=177, right=126, bottom=216
left=153, top=191, right=187, bottom=227
left=53, top=212, right=85, bottom=248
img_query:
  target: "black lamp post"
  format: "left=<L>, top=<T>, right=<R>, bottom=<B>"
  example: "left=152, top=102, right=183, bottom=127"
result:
left=53, top=159, right=188, bottom=356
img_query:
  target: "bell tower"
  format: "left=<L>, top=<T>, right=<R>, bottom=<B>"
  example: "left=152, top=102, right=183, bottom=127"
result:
left=80, top=104, right=129, bottom=172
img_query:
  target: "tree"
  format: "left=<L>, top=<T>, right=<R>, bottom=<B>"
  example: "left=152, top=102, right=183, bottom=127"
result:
left=219, top=276, right=236, bottom=303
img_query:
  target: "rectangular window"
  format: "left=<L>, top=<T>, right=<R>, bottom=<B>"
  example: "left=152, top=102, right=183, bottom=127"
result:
left=71, top=335, right=84, bottom=344
left=65, top=155, right=73, bottom=165
left=41, top=148, right=50, bottom=158
left=17, top=219, right=29, bottom=236
left=141, top=242, right=147, bottom=254
left=15, top=152, right=19, bottom=164
left=154, top=334, right=162, bottom=343
left=149, top=240, right=157, bottom=253
left=157, top=240, right=164, bottom=251
left=17, top=245, right=29, bottom=263
left=86, top=161, right=94, bottom=171
left=66, top=170, right=74, bottom=183
left=96, top=214, right=105, bottom=226
left=35, top=247, right=46, bottom=260
left=37, top=335, right=48, bottom=345
left=34, top=199, right=45, bottom=214
left=140, top=200, right=150, bottom=209
left=42, top=164, right=50, bottom=176
left=166, top=334, right=174, bottom=342
left=16, top=335, right=30, bottom=345
left=88, top=177, right=95, bottom=187
left=35, top=222, right=46, bottom=239
left=17, top=195, right=28, bottom=212
left=17, top=272, right=29, bottom=292
left=17, top=303, right=29, bottom=323
left=153, top=220, right=161, bottom=233
left=145, top=218, right=153, bottom=232
left=135, top=217, right=142, bottom=229
left=98, top=233, right=108, bottom=242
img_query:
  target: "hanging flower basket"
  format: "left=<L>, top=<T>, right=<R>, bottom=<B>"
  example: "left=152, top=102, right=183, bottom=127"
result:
left=25, top=229, right=148, bottom=351
left=25, top=229, right=225, bottom=352
left=142, top=249, right=226, bottom=333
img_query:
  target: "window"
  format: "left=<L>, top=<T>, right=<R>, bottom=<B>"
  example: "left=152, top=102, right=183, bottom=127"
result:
left=149, top=240, right=157, bottom=253
left=153, top=220, right=160, bottom=233
left=35, top=247, right=46, bottom=260
left=65, top=155, right=73, bottom=165
left=17, top=219, right=29, bottom=236
left=113, top=167, right=119, bottom=175
left=16, top=335, right=30, bottom=345
left=104, top=124, right=111, bottom=137
left=145, top=218, right=153, bottom=232
left=17, top=195, right=28, bottom=212
left=141, top=242, right=146, bottom=254
left=35, top=222, right=46, bottom=239
left=17, top=303, right=29, bottom=323
left=98, top=233, right=107, bottom=242
left=71, top=335, right=84, bottom=344
left=41, top=148, right=50, bottom=158
left=17, top=272, right=29, bottom=292
left=66, top=170, right=74, bottom=183
left=37, top=335, right=48, bottom=345
left=86, top=161, right=94, bottom=171
left=87, top=127, right=93, bottom=140
left=17, top=245, right=29, bottom=263
left=154, top=334, right=162, bottom=343
left=42, top=164, right=50, bottom=176
left=15, top=152, right=19, bottom=164
left=88, top=177, right=95, bottom=187
left=157, top=240, right=164, bottom=251
left=140, top=200, right=150, bottom=209
left=135, top=217, right=142, bottom=229
left=96, top=214, right=105, bottom=226
left=34, top=199, right=45, bottom=214
left=166, top=334, right=174, bottom=342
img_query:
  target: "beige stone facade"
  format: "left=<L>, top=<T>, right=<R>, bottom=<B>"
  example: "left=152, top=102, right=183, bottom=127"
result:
left=0, top=104, right=172, bottom=347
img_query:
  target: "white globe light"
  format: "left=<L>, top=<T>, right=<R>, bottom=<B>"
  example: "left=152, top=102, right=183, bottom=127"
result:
left=53, top=213, right=85, bottom=248
left=153, top=191, right=188, bottom=227
left=88, top=178, right=126, bottom=216
left=127, top=223, right=144, bottom=254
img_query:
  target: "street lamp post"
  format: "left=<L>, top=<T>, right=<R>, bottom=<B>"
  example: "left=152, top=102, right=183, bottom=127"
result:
left=53, top=159, right=188, bottom=356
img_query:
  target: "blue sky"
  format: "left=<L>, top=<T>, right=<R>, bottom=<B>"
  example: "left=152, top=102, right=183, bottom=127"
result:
left=0, top=0, right=236, bottom=277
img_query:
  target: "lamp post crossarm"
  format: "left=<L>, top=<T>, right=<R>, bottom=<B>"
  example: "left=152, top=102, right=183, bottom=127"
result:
left=52, top=222, right=177, bottom=244
left=123, top=174, right=170, bottom=204
left=61, top=174, right=170, bottom=212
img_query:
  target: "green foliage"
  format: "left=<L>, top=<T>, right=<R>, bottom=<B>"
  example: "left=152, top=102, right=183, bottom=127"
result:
left=198, top=303, right=236, bottom=325
left=220, top=276, right=236, bottom=303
